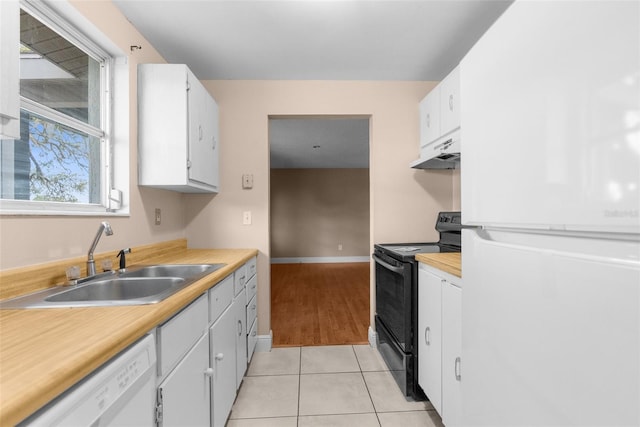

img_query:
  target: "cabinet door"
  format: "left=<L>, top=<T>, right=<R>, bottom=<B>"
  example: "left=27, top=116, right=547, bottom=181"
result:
left=234, top=289, right=247, bottom=389
left=187, top=70, right=216, bottom=188
left=442, top=282, right=462, bottom=427
left=210, top=307, right=237, bottom=427
left=158, top=333, right=210, bottom=427
left=439, top=66, right=460, bottom=136
left=417, top=265, right=442, bottom=414
left=419, top=88, right=440, bottom=147
left=208, top=94, right=220, bottom=190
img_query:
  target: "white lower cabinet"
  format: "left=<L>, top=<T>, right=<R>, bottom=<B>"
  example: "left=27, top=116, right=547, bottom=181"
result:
left=152, top=257, right=258, bottom=427
left=158, top=333, right=210, bottom=427
left=441, top=282, right=462, bottom=427
left=209, top=304, right=237, bottom=427
left=156, top=295, right=210, bottom=426
left=234, top=287, right=248, bottom=389
left=418, top=262, right=462, bottom=426
left=418, top=267, right=442, bottom=413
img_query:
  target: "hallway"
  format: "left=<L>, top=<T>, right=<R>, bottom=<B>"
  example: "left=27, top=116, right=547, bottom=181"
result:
left=270, top=263, right=370, bottom=347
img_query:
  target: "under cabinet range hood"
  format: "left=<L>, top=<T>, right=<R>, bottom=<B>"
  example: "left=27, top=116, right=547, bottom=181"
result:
left=411, top=130, right=460, bottom=170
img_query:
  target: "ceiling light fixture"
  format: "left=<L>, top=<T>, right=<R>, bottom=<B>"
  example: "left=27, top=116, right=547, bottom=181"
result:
left=313, top=145, right=321, bottom=149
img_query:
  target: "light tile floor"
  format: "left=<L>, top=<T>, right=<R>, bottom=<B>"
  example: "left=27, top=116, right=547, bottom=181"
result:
left=228, top=345, right=445, bottom=427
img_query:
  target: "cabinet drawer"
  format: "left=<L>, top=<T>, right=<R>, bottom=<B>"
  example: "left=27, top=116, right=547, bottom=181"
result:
left=233, top=264, right=247, bottom=296
left=209, top=274, right=234, bottom=324
left=245, top=274, right=257, bottom=304
left=247, top=319, right=258, bottom=363
left=157, top=294, right=208, bottom=378
left=246, top=256, right=257, bottom=280
left=246, top=293, right=257, bottom=328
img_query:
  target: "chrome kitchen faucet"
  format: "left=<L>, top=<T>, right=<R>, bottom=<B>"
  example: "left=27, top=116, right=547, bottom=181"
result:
left=87, top=222, right=113, bottom=277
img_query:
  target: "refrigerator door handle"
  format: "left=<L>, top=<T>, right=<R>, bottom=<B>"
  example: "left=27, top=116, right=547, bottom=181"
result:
left=468, top=228, right=639, bottom=268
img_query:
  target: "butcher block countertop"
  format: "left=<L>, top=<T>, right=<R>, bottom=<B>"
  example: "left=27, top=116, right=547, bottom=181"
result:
left=416, top=252, right=462, bottom=278
left=0, top=240, right=258, bottom=426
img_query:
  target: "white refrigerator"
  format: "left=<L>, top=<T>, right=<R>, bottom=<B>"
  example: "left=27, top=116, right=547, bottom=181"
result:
left=460, top=1, right=639, bottom=425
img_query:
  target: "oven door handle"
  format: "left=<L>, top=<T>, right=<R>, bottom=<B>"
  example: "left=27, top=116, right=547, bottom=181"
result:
left=373, top=254, right=405, bottom=274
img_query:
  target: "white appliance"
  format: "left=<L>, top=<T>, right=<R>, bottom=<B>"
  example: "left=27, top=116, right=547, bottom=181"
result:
left=460, top=1, right=639, bottom=426
left=21, top=334, right=156, bottom=426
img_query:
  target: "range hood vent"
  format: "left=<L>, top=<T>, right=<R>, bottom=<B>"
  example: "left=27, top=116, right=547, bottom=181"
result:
left=410, top=130, right=460, bottom=170
left=410, top=153, right=459, bottom=169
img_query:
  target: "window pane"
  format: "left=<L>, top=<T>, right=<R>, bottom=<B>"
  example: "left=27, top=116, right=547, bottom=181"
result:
left=0, top=110, right=101, bottom=204
left=19, top=10, right=101, bottom=127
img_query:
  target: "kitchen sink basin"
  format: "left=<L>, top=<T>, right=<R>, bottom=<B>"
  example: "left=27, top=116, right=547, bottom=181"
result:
left=0, top=263, right=226, bottom=309
left=45, top=277, right=186, bottom=303
left=119, top=264, right=221, bottom=279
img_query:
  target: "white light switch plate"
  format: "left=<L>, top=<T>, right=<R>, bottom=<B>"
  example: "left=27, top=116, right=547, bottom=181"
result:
left=242, top=174, right=253, bottom=189
left=243, top=211, right=252, bottom=225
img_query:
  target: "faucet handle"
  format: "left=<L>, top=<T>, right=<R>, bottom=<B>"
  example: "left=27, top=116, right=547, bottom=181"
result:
left=117, top=248, right=131, bottom=270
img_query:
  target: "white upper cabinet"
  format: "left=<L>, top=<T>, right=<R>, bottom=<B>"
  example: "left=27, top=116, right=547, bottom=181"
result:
left=439, top=66, right=460, bottom=137
left=0, top=0, right=20, bottom=139
left=138, top=64, right=219, bottom=193
left=419, top=87, right=441, bottom=147
left=419, top=65, right=460, bottom=150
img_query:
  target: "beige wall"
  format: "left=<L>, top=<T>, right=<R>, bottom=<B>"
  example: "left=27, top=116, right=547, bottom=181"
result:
left=0, top=1, right=461, bottom=337
left=185, top=80, right=458, bottom=334
left=270, top=168, right=370, bottom=258
left=0, top=1, right=188, bottom=270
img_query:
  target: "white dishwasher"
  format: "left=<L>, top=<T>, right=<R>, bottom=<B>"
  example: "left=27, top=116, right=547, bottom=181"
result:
left=21, top=334, right=156, bottom=427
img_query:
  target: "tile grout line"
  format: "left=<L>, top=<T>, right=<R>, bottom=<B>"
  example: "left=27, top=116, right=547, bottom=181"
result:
left=352, top=345, right=383, bottom=427
left=297, top=346, right=302, bottom=426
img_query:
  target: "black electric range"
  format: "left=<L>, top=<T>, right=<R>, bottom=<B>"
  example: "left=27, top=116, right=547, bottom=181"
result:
left=372, top=211, right=461, bottom=400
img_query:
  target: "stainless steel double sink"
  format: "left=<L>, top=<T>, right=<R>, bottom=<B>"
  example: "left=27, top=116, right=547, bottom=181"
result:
left=0, top=264, right=226, bottom=309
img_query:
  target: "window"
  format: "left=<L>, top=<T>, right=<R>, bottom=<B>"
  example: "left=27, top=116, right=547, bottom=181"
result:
left=0, top=0, right=126, bottom=214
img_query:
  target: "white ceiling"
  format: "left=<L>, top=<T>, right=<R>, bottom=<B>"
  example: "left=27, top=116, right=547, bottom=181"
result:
left=113, top=0, right=513, bottom=167
left=114, top=0, right=512, bottom=81
left=270, top=117, right=369, bottom=168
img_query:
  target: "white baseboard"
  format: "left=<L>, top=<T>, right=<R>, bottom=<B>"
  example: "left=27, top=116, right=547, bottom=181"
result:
left=255, top=330, right=273, bottom=352
left=271, top=256, right=370, bottom=264
left=368, top=326, right=378, bottom=348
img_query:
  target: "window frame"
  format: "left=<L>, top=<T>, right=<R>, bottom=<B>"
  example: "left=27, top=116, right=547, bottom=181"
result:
left=0, top=0, right=128, bottom=216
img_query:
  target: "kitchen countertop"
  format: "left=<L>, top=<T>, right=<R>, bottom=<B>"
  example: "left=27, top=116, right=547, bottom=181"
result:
left=0, top=247, right=258, bottom=426
left=416, top=252, right=462, bottom=278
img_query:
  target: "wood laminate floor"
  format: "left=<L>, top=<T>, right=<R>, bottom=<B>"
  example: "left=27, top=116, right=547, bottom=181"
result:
left=271, top=263, right=370, bottom=347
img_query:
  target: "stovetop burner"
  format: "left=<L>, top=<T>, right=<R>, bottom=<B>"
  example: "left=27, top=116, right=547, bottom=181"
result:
left=374, top=212, right=461, bottom=262
left=394, top=246, right=422, bottom=252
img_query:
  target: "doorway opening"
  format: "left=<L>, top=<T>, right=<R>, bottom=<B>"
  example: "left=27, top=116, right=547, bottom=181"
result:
left=269, top=116, right=371, bottom=347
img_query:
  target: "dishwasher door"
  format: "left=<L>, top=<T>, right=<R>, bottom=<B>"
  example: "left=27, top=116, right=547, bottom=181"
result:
left=21, top=334, right=157, bottom=426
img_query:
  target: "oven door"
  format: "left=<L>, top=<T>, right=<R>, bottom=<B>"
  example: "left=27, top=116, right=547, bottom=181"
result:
left=373, top=251, right=413, bottom=352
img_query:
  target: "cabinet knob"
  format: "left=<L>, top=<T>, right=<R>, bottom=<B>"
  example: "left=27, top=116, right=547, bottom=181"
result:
left=215, top=353, right=224, bottom=361
left=426, top=113, right=430, bottom=128
left=449, top=94, right=454, bottom=111
left=237, top=320, right=243, bottom=336
left=212, top=136, right=217, bottom=150
left=204, top=367, right=214, bottom=377
left=425, top=326, right=431, bottom=345
left=199, top=125, right=203, bottom=141
left=455, top=356, right=461, bottom=381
